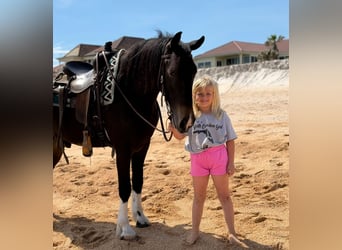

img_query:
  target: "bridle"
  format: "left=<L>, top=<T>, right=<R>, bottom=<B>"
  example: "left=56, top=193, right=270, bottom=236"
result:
left=100, top=48, right=174, bottom=141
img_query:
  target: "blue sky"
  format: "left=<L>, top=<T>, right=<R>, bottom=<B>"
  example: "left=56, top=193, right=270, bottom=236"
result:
left=53, top=0, right=289, bottom=66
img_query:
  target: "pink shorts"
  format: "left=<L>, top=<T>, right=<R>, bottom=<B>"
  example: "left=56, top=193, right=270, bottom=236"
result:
left=190, top=145, right=228, bottom=176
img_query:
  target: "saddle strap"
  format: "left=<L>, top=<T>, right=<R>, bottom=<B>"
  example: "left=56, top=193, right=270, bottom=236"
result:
left=75, top=88, right=90, bottom=125
left=57, top=86, right=64, bottom=147
left=94, top=53, right=103, bottom=127
left=56, top=86, right=69, bottom=164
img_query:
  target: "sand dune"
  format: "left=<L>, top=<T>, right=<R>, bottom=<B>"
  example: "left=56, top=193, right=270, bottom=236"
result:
left=53, top=60, right=289, bottom=249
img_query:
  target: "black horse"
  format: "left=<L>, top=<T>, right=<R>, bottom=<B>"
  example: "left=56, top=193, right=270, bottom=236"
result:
left=53, top=31, right=204, bottom=239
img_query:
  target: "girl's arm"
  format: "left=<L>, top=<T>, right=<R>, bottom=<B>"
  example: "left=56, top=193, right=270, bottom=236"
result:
left=226, top=139, right=236, bottom=176
left=168, top=123, right=186, bottom=140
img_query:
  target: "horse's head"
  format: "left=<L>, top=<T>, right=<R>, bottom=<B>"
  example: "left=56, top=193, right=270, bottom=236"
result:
left=162, top=32, right=205, bottom=133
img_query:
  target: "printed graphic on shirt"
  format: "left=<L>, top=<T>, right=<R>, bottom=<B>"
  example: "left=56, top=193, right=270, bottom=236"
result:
left=193, top=129, right=214, bottom=143
left=185, top=112, right=236, bottom=153
left=192, top=118, right=225, bottom=149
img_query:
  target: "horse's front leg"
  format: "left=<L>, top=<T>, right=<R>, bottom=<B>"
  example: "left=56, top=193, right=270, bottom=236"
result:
left=132, top=191, right=150, bottom=227
left=115, top=151, right=136, bottom=240
left=117, top=200, right=136, bottom=239
left=132, top=144, right=151, bottom=228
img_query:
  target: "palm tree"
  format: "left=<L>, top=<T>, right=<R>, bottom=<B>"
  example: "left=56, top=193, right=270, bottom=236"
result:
left=258, top=34, right=285, bottom=61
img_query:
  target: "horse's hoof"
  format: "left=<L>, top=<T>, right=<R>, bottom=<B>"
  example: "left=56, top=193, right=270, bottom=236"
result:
left=120, top=234, right=137, bottom=240
left=116, top=223, right=137, bottom=240
left=136, top=221, right=150, bottom=228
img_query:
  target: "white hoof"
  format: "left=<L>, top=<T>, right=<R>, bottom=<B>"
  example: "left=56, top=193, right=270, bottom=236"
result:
left=116, top=223, right=137, bottom=240
left=117, top=201, right=137, bottom=240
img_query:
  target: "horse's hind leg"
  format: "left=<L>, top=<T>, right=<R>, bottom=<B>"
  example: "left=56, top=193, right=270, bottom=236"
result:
left=131, top=143, right=151, bottom=228
left=53, top=135, right=62, bottom=168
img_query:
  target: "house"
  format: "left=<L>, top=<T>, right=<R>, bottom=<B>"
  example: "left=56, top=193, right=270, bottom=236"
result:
left=56, top=44, right=101, bottom=65
left=82, top=36, right=144, bottom=64
left=56, top=36, right=144, bottom=65
left=194, top=39, right=289, bottom=68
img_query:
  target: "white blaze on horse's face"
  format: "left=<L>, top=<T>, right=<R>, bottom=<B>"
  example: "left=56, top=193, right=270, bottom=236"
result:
left=164, top=32, right=205, bottom=133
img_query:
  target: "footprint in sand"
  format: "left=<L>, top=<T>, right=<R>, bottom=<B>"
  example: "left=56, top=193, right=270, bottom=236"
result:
left=254, top=216, right=267, bottom=223
left=272, top=142, right=289, bottom=152
left=70, top=174, right=87, bottom=186
left=263, top=183, right=287, bottom=193
left=155, top=161, right=168, bottom=168
left=244, top=129, right=255, bottom=135
left=160, top=169, right=171, bottom=175
left=70, top=226, right=112, bottom=246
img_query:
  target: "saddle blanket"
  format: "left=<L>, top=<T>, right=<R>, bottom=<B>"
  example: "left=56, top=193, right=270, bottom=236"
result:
left=101, top=49, right=124, bottom=105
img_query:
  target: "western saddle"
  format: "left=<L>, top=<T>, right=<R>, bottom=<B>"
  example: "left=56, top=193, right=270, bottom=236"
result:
left=53, top=42, right=117, bottom=158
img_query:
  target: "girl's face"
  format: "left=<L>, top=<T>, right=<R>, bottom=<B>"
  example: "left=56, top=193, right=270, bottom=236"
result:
left=194, top=86, right=214, bottom=113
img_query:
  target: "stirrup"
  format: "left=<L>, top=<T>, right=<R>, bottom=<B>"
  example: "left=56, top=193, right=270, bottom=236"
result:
left=82, top=130, right=93, bottom=157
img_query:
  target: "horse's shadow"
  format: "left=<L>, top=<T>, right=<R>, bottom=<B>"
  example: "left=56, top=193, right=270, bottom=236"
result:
left=53, top=214, right=282, bottom=249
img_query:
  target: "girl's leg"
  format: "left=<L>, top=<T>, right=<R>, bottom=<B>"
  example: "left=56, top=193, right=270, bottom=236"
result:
left=211, top=175, right=237, bottom=237
left=187, top=175, right=209, bottom=244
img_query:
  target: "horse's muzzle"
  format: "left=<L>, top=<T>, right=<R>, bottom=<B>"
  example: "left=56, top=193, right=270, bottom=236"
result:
left=178, top=114, right=194, bottom=133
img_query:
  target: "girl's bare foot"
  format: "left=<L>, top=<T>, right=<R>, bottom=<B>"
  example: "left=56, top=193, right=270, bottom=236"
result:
left=183, top=231, right=199, bottom=245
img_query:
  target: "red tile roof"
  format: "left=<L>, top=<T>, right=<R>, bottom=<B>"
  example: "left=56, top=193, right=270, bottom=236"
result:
left=85, top=36, right=144, bottom=56
left=195, top=39, right=289, bottom=59
left=54, top=36, right=145, bottom=75
left=63, top=44, right=101, bottom=57
left=276, top=39, right=289, bottom=53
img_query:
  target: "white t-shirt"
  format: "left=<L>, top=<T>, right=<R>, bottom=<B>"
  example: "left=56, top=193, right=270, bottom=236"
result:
left=184, top=111, right=237, bottom=153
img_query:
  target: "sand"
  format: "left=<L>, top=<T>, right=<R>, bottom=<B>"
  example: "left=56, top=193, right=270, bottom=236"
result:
left=53, top=64, right=289, bottom=249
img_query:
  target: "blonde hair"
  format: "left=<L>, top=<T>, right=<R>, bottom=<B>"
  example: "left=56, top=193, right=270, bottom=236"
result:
left=192, top=75, right=223, bottom=119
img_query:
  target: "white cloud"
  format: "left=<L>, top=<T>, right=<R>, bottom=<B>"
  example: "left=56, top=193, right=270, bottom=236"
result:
left=53, top=58, right=60, bottom=67
left=53, top=46, right=69, bottom=55
left=53, top=45, right=70, bottom=67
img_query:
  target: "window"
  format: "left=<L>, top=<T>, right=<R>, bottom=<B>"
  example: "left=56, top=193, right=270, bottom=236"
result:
left=226, top=57, right=239, bottom=65
left=251, top=56, right=258, bottom=62
left=197, top=61, right=212, bottom=68
left=197, top=62, right=211, bottom=68
left=242, top=55, right=250, bottom=64
left=216, top=61, right=222, bottom=67
left=204, top=62, right=211, bottom=68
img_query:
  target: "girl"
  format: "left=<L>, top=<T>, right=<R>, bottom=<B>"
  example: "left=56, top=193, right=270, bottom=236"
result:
left=169, top=75, right=243, bottom=246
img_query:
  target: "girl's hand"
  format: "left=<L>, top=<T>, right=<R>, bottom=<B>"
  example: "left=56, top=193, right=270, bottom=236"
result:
left=168, top=122, right=174, bottom=132
left=168, top=122, right=186, bottom=140
left=227, top=163, right=235, bottom=176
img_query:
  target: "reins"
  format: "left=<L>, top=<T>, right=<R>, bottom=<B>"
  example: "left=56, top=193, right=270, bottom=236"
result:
left=100, top=49, right=173, bottom=142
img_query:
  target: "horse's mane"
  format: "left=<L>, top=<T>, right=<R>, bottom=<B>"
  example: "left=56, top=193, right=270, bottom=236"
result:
left=155, top=30, right=173, bottom=39
left=119, top=31, right=173, bottom=95
left=132, top=30, right=172, bottom=57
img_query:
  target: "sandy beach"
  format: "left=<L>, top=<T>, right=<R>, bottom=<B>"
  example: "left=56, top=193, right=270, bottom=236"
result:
left=53, top=61, right=289, bottom=249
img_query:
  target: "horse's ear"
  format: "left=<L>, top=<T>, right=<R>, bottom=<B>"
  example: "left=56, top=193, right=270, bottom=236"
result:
left=189, top=35, right=205, bottom=51
left=171, top=31, right=182, bottom=49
